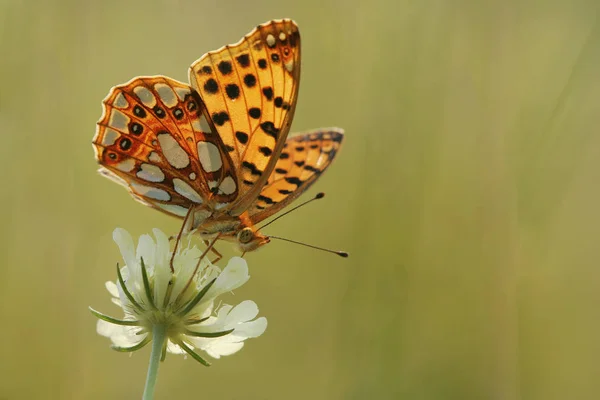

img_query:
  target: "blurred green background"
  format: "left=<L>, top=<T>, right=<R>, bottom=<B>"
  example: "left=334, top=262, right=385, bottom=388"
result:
left=2, top=0, right=600, bottom=398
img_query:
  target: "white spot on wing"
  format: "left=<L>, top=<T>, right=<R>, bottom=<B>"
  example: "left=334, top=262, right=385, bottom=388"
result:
left=196, top=141, right=222, bottom=172
left=157, top=133, right=190, bottom=169
left=174, top=86, right=191, bottom=101
left=266, top=34, right=276, bottom=47
left=137, top=163, right=165, bottom=182
left=115, top=159, right=136, bottom=172
left=199, top=117, right=211, bottom=133
left=114, top=92, right=129, bottom=109
left=109, top=109, right=129, bottom=130
left=154, top=83, right=178, bottom=108
left=154, top=203, right=189, bottom=218
left=148, top=152, right=161, bottom=163
left=173, top=178, right=203, bottom=203
left=218, top=176, right=236, bottom=195
left=285, top=60, right=294, bottom=73
left=101, top=128, right=119, bottom=146
left=189, top=172, right=197, bottom=180
left=279, top=32, right=287, bottom=41
left=134, top=86, right=157, bottom=107
left=131, top=182, right=171, bottom=201
left=191, top=119, right=202, bottom=132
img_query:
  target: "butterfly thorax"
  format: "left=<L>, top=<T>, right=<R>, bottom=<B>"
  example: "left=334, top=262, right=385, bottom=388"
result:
left=192, top=209, right=269, bottom=253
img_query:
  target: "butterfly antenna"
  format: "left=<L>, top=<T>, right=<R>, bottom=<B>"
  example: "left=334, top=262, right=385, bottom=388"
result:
left=258, top=192, right=325, bottom=230
left=268, top=235, right=349, bottom=258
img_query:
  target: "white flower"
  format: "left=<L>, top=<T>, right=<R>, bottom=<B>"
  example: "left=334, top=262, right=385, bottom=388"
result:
left=91, top=228, right=267, bottom=365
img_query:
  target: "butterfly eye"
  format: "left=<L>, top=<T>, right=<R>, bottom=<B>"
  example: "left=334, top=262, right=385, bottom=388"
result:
left=237, top=227, right=254, bottom=244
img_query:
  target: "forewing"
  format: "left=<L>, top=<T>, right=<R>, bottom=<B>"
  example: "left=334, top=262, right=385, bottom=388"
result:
left=189, top=19, right=301, bottom=215
left=92, top=76, right=238, bottom=218
left=248, top=128, right=344, bottom=223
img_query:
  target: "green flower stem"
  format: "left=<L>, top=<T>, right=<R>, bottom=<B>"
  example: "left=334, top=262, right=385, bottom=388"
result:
left=143, top=324, right=166, bottom=400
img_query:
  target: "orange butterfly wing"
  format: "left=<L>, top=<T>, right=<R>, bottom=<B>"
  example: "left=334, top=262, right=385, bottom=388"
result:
left=93, top=76, right=238, bottom=219
left=248, top=128, right=344, bottom=223
left=189, top=19, right=301, bottom=216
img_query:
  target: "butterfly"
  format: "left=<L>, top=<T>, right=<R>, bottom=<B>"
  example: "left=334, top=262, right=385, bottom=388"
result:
left=92, top=19, right=344, bottom=258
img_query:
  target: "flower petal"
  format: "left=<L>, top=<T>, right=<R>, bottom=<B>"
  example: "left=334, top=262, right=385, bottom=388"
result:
left=110, top=297, right=123, bottom=307
left=136, top=234, right=156, bottom=272
left=166, top=340, right=186, bottom=355
left=152, top=228, right=170, bottom=267
left=230, top=317, right=267, bottom=339
left=147, top=229, right=172, bottom=309
left=105, top=281, right=119, bottom=298
left=112, top=228, right=136, bottom=268
left=205, top=341, right=244, bottom=359
left=205, top=257, right=249, bottom=299
left=215, top=304, right=233, bottom=321
left=96, top=320, right=146, bottom=347
left=225, top=300, right=259, bottom=325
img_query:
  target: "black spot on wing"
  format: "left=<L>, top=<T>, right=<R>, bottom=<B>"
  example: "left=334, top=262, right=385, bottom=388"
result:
left=153, top=106, right=166, bottom=118
left=119, top=138, right=132, bottom=150
left=262, top=87, right=273, bottom=101
left=257, top=195, right=275, bottom=204
left=304, top=165, right=320, bottom=173
left=173, top=108, right=184, bottom=120
left=204, top=79, right=219, bottom=94
left=244, top=74, right=257, bottom=88
left=218, top=60, right=233, bottom=75
left=129, top=122, right=143, bottom=135
left=225, top=84, right=240, bottom=100
left=259, top=146, right=272, bottom=156
left=260, top=122, right=279, bottom=139
left=285, top=177, right=302, bottom=186
left=235, top=131, right=249, bottom=144
left=236, top=54, right=250, bottom=68
left=249, top=108, right=261, bottom=119
left=212, top=112, right=230, bottom=126
left=242, top=161, right=262, bottom=176
left=133, top=105, right=146, bottom=118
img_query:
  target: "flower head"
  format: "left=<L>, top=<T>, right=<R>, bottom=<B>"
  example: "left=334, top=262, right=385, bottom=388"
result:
left=91, top=228, right=267, bottom=365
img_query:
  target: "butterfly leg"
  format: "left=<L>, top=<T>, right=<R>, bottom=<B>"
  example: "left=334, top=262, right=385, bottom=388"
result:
left=170, top=206, right=195, bottom=272
left=203, top=240, right=223, bottom=264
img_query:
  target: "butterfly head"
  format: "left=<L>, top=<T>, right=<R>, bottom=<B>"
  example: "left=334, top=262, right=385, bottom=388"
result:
left=235, top=227, right=270, bottom=253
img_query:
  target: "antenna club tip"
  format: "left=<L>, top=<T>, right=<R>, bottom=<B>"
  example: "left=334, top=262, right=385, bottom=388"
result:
left=337, top=251, right=349, bottom=258
left=315, top=192, right=325, bottom=199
